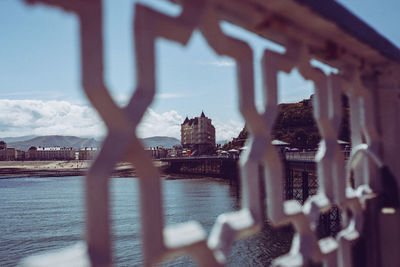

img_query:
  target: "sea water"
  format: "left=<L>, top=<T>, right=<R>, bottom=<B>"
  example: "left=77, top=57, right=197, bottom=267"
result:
left=0, top=176, right=292, bottom=266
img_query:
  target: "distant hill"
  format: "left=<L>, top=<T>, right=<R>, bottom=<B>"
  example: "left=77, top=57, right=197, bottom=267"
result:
left=142, top=136, right=180, bottom=148
left=9, top=135, right=100, bottom=151
left=0, top=135, right=37, bottom=143
left=5, top=135, right=180, bottom=151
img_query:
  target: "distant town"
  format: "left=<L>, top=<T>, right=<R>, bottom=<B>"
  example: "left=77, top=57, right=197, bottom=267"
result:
left=0, top=107, right=351, bottom=181
left=0, top=96, right=352, bottom=162
left=0, top=141, right=97, bottom=161
left=0, top=111, right=235, bottom=161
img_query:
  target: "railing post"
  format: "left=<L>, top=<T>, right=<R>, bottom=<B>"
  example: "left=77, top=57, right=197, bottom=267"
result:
left=302, top=171, right=309, bottom=203
left=285, top=162, right=293, bottom=200
left=376, top=76, right=400, bottom=267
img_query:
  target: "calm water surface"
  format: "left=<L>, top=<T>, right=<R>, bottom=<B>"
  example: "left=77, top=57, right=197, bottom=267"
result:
left=0, top=176, right=292, bottom=266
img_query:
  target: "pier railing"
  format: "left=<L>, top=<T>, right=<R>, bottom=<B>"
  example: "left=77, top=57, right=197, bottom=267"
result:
left=285, top=151, right=351, bottom=162
left=161, top=155, right=232, bottom=160
left=285, top=151, right=316, bottom=162
left=21, top=0, right=400, bottom=267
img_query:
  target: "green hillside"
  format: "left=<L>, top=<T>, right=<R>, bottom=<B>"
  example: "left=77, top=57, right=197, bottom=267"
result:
left=223, top=96, right=349, bottom=150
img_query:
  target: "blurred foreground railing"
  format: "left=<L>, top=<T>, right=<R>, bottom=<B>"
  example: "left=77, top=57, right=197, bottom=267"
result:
left=20, top=0, right=400, bottom=266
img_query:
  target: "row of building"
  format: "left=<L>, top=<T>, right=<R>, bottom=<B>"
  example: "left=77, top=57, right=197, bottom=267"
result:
left=1, top=140, right=173, bottom=161
left=1, top=139, right=186, bottom=161
left=145, top=146, right=168, bottom=159
left=0, top=141, right=98, bottom=161
left=1, top=111, right=217, bottom=161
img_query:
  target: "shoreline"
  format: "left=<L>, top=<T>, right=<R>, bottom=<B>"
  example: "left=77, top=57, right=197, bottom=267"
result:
left=0, top=161, right=232, bottom=180
left=0, top=168, right=136, bottom=179
left=0, top=160, right=143, bottom=179
left=0, top=160, right=215, bottom=180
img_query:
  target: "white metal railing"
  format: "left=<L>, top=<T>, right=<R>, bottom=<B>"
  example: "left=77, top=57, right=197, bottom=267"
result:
left=20, top=0, right=400, bottom=267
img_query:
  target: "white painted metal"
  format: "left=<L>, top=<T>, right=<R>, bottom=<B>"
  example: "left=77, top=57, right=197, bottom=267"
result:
left=19, top=0, right=400, bottom=266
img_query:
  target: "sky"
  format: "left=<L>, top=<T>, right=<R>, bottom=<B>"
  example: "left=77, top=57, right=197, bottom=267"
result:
left=1, top=0, right=400, bottom=141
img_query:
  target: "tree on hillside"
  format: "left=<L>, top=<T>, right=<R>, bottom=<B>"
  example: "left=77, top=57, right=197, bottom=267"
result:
left=222, top=95, right=350, bottom=151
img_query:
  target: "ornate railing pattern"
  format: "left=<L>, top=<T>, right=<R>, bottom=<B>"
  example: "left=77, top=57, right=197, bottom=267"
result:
left=20, top=0, right=400, bottom=266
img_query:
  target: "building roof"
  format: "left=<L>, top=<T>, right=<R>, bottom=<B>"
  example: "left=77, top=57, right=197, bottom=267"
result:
left=183, top=117, right=199, bottom=126
left=183, top=111, right=210, bottom=125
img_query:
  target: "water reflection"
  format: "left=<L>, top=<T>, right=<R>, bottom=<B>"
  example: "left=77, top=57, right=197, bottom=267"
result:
left=0, top=176, right=292, bottom=266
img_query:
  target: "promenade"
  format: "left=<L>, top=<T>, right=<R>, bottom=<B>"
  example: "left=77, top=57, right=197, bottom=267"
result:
left=0, top=161, right=142, bottom=178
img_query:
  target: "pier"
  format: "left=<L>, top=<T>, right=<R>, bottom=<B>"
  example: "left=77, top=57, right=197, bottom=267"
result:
left=161, top=152, right=322, bottom=200
left=161, top=156, right=238, bottom=179
left=161, top=152, right=342, bottom=237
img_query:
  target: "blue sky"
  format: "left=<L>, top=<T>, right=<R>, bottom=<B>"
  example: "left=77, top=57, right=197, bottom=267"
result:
left=1, top=0, right=399, bottom=140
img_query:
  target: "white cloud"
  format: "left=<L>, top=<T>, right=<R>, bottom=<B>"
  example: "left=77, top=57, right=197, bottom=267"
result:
left=138, top=110, right=242, bottom=141
left=0, top=99, right=105, bottom=138
left=0, top=99, right=243, bottom=143
left=212, top=119, right=243, bottom=141
left=137, top=109, right=183, bottom=139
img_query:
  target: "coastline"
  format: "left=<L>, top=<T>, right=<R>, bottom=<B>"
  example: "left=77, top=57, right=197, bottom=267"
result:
left=0, top=160, right=160, bottom=178
left=0, top=160, right=232, bottom=180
